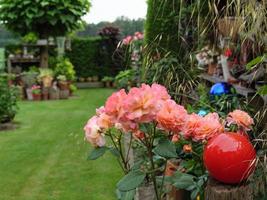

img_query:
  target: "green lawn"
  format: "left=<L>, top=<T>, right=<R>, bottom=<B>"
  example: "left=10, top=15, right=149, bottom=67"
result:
left=0, top=89, right=122, bottom=200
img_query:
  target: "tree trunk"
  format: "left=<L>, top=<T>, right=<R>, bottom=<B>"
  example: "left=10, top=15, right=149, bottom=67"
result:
left=40, top=45, right=49, bottom=68
left=205, top=178, right=253, bottom=200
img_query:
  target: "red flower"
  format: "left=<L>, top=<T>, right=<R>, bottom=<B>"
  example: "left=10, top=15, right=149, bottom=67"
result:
left=224, top=48, right=232, bottom=57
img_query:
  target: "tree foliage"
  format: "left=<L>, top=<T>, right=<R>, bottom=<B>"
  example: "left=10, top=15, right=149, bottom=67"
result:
left=0, top=0, right=91, bottom=37
left=77, top=16, right=145, bottom=38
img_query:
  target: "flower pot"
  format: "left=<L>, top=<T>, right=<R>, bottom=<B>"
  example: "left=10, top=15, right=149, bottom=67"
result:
left=59, top=90, right=70, bottom=99
left=58, top=81, right=69, bottom=90
left=165, top=160, right=190, bottom=200
left=207, top=63, right=217, bottom=75
left=92, top=76, right=99, bottom=82
left=42, top=76, right=53, bottom=88
left=135, top=183, right=156, bottom=200
left=26, top=88, right=33, bottom=100
left=49, top=88, right=60, bottom=100
left=42, top=88, right=49, bottom=100
left=105, top=81, right=112, bottom=88
left=32, top=93, right=41, bottom=101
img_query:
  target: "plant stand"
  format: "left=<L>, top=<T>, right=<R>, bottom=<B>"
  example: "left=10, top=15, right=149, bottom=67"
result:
left=205, top=178, right=253, bottom=200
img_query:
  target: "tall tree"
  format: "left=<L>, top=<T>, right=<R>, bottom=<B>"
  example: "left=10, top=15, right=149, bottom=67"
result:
left=0, top=0, right=91, bottom=67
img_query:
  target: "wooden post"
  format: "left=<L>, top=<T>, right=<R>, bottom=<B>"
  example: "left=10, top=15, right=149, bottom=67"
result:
left=205, top=178, right=253, bottom=200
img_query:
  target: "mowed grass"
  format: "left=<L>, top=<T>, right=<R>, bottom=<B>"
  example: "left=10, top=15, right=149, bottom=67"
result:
left=0, top=89, right=122, bottom=200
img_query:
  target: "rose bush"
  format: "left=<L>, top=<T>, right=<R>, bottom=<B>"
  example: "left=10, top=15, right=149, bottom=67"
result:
left=84, top=83, right=256, bottom=200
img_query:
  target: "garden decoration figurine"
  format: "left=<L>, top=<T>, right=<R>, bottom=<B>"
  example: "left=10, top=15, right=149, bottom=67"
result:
left=84, top=84, right=257, bottom=200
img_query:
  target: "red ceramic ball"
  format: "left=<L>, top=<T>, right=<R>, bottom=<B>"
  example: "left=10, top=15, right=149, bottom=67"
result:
left=203, top=132, right=256, bottom=184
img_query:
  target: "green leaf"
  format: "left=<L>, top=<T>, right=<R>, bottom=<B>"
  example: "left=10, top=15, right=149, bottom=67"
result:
left=153, top=138, right=178, bottom=158
left=172, top=171, right=195, bottom=190
left=109, top=147, right=120, bottom=157
left=246, top=56, right=265, bottom=70
left=117, top=170, right=146, bottom=191
left=122, top=190, right=136, bottom=200
left=88, top=147, right=107, bottom=160
left=190, top=188, right=200, bottom=200
left=257, top=85, right=267, bottom=95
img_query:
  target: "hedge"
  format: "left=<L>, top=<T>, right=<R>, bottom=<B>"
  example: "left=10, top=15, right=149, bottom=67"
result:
left=66, top=37, right=103, bottom=78
left=66, top=37, right=124, bottom=78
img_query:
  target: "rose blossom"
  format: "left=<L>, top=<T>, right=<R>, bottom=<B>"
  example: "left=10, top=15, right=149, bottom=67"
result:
left=156, top=100, right=187, bottom=133
left=105, top=89, right=127, bottom=121
left=181, top=113, right=202, bottom=139
left=84, top=116, right=106, bottom=147
left=227, top=110, right=254, bottom=131
left=183, top=144, right=192, bottom=153
left=172, top=134, right=180, bottom=143
left=193, top=113, right=224, bottom=141
left=123, top=84, right=159, bottom=123
left=123, top=35, right=133, bottom=45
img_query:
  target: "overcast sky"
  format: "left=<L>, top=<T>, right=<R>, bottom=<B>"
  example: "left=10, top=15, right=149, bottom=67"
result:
left=83, top=0, right=147, bottom=24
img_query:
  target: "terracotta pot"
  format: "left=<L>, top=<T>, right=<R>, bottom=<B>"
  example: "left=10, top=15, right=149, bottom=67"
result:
left=32, top=93, right=41, bottom=101
left=42, top=88, right=49, bottom=100
left=105, top=81, right=112, bottom=88
left=92, top=76, right=99, bottom=82
left=42, top=76, right=53, bottom=88
left=165, top=160, right=191, bottom=200
left=58, top=81, right=69, bottom=90
left=207, top=63, right=217, bottom=75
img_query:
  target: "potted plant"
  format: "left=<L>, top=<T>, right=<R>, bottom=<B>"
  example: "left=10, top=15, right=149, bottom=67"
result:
left=69, top=84, right=77, bottom=96
left=86, top=77, right=92, bottom=82
left=31, top=85, right=41, bottom=101
left=54, top=58, right=76, bottom=83
left=22, top=32, right=38, bottom=44
left=38, top=69, right=54, bottom=88
left=101, top=76, right=114, bottom=87
left=57, top=75, right=69, bottom=90
left=49, top=82, right=60, bottom=100
left=92, top=75, right=99, bottom=82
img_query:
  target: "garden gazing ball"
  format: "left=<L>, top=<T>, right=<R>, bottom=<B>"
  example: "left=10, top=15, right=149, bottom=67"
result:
left=203, top=132, right=256, bottom=184
left=209, top=82, right=232, bottom=95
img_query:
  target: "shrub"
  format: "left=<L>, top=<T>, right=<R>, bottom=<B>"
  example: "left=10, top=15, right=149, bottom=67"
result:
left=53, top=58, right=75, bottom=81
left=0, top=74, right=18, bottom=123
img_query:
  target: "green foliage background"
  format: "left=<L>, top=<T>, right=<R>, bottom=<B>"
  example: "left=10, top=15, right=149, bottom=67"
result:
left=0, top=0, right=91, bottom=37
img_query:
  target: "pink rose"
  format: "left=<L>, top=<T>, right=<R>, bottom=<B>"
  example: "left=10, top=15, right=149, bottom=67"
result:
left=156, top=100, right=187, bottom=133
left=84, top=116, right=106, bottom=147
left=123, top=35, right=133, bottom=45
left=181, top=113, right=202, bottom=139
left=105, top=89, right=127, bottom=122
left=123, top=84, right=159, bottom=123
left=227, top=110, right=254, bottom=131
left=193, top=113, right=224, bottom=141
